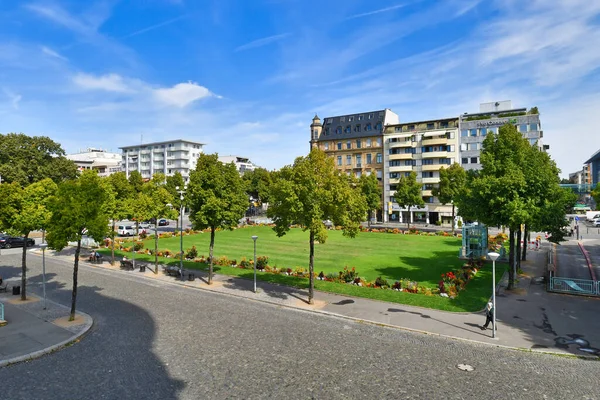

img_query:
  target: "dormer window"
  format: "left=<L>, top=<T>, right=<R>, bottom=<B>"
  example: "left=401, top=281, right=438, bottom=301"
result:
left=336, top=126, right=342, bottom=134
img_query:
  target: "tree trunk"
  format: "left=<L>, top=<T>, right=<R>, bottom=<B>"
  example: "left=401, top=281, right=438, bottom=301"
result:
left=111, top=220, right=116, bottom=265
left=154, top=222, right=159, bottom=274
left=21, top=232, right=29, bottom=301
left=522, top=225, right=528, bottom=261
left=406, top=207, right=411, bottom=230
left=71, top=238, right=81, bottom=321
left=208, top=227, right=215, bottom=285
left=308, top=230, right=315, bottom=305
left=175, top=214, right=179, bottom=236
left=451, top=203, right=455, bottom=234
left=516, top=229, right=522, bottom=272
left=507, top=228, right=515, bottom=290
left=368, top=210, right=372, bottom=228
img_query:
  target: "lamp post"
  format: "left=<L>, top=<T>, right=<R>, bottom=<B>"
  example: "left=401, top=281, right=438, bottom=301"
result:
left=176, top=186, right=186, bottom=281
left=488, top=251, right=500, bottom=339
left=40, top=243, right=48, bottom=310
left=252, top=236, right=258, bottom=293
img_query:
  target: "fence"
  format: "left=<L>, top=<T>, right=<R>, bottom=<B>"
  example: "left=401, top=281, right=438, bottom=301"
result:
left=0, top=302, right=4, bottom=321
left=548, top=272, right=600, bottom=296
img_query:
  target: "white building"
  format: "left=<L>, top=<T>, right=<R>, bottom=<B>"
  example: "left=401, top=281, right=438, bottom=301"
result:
left=218, top=155, right=258, bottom=174
left=120, top=139, right=204, bottom=182
left=66, top=148, right=121, bottom=177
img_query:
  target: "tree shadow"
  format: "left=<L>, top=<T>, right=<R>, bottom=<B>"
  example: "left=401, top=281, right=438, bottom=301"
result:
left=0, top=265, right=186, bottom=398
left=221, top=273, right=309, bottom=303
left=374, top=251, right=463, bottom=284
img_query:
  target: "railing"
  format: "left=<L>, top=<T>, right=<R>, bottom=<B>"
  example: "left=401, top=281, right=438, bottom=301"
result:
left=549, top=274, right=599, bottom=296
left=0, top=302, right=4, bottom=321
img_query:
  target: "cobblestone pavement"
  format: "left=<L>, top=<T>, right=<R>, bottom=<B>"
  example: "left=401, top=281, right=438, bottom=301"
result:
left=1, top=254, right=599, bottom=399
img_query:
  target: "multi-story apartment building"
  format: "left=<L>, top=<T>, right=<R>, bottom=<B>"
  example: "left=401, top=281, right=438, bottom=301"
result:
left=218, top=155, right=258, bottom=175
left=458, top=101, right=545, bottom=170
left=569, top=170, right=584, bottom=185
left=383, top=118, right=459, bottom=224
left=120, top=139, right=204, bottom=182
left=310, top=109, right=400, bottom=221
left=66, top=148, right=121, bottom=177
left=584, top=150, right=600, bottom=186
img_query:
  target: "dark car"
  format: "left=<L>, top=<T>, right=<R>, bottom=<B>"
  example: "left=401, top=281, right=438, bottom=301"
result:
left=158, top=219, right=169, bottom=226
left=0, top=235, right=35, bottom=249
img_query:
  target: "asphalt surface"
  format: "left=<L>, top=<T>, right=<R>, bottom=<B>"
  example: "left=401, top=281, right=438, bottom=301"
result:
left=1, top=253, right=599, bottom=399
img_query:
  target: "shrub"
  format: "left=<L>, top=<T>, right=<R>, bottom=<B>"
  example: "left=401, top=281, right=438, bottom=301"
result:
left=217, top=256, right=230, bottom=266
left=256, top=256, right=269, bottom=269
left=318, top=271, right=325, bottom=280
left=185, top=246, right=198, bottom=260
left=139, top=231, right=148, bottom=240
left=339, top=266, right=358, bottom=283
left=239, top=258, right=250, bottom=268
left=392, top=281, right=401, bottom=290
left=434, top=220, right=441, bottom=226
left=133, top=241, right=144, bottom=251
left=408, top=226, right=417, bottom=234
left=325, top=273, right=338, bottom=282
left=375, top=276, right=390, bottom=288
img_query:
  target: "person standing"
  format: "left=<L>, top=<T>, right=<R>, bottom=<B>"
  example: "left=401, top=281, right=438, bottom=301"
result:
left=480, top=301, right=495, bottom=331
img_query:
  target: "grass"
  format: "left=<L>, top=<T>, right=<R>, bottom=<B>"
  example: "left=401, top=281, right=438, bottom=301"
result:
left=101, top=226, right=505, bottom=312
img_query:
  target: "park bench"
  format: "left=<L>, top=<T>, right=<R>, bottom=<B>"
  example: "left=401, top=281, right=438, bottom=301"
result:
left=163, top=265, right=182, bottom=277
left=120, top=260, right=134, bottom=271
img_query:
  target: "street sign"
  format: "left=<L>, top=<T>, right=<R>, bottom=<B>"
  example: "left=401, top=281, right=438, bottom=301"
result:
left=575, top=216, right=579, bottom=222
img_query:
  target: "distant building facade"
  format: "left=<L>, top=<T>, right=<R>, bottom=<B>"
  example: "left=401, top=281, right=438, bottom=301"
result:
left=584, top=149, right=600, bottom=186
left=66, top=148, right=121, bottom=177
left=383, top=117, right=459, bottom=224
left=120, top=139, right=204, bottom=182
left=218, top=155, right=258, bottom=174
left=310, top=109, right=400, bottom=221
left=458, top=101, right=545, bottom=171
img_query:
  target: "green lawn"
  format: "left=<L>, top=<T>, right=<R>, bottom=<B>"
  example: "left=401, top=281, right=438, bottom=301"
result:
left=102, top=226, right=505, bottom=312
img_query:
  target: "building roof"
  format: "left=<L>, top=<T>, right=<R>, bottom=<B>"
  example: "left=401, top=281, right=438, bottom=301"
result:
left=119, top=139, right=205, bottom=150
left=319, top=110, right=389, bottom=141
left=584, top=149, right=600, bottom=164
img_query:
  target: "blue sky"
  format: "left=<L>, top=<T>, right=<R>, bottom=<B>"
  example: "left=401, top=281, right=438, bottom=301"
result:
left=1, top=0, right=599, bottom=176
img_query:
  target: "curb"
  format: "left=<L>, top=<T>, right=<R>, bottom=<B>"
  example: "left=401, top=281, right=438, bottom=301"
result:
left=31, top=252, right=598, bottom=361
left=0, top=297, right=94, bottom=368
left=577, top=242, right=597, bottom=281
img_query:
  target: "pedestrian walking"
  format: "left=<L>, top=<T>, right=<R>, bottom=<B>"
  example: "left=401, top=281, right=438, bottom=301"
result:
left=480, top=301, right=495, bottom=331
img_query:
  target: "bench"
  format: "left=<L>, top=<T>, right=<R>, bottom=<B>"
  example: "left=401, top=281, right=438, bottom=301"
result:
left=164, top=265, right=182, bottom=277
left=0, top=278, right=8, bottom=293
left=120, top=260, right=134, bottom=270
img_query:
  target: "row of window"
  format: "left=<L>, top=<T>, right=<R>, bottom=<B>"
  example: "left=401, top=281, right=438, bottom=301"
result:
left=462, top=157, right=480, bottom=164
left=324, top=138, right=383, bottom=151
left=326, top=112, right=383, bottom=124
left=324, top=122, right=383, bottom=135
left=337, top=153, right=383, bottom=166
left=389, top=158, right=452, bottom=167
left=393, top=121, right=452, bottom=132
left=460, top=123, right=538, bottom=137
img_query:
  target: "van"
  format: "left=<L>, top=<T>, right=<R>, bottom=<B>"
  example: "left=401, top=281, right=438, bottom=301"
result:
left=586, top=212, right=600, bottom=222
left=117, top=225, right=135, bottom=236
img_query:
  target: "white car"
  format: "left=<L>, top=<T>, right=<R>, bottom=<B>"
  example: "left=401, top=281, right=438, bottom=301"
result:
left=117, top=225, right=135, bottom=236
left=594, top=220, right=600, bottom=227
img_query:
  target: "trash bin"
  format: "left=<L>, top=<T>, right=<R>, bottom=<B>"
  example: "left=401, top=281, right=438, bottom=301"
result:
left=188, top=273, right=195, bottom=281
left=12, top=285, right=20, bottom=296
left=139, top=265, right=146, bottom=272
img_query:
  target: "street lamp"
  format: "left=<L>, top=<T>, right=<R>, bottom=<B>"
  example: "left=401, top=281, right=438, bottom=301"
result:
left=39, top=243, right=48, bottom=310
left=252, top=236, right=258, bottom=293
left=176, top=186, right=186, bottom=281
left=488, top=251, right=500, bottom=339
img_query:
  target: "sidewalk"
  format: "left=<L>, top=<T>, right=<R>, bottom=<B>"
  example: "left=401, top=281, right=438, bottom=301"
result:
left=0, top=292, right=93, bottom=367
left=40, top=244, right=600, bottom=358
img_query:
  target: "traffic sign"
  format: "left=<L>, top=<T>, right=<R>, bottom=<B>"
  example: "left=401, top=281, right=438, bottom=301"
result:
left=575, top=216, right=579, bottom=222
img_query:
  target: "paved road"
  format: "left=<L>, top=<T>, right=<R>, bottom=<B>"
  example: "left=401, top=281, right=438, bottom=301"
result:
left=555, top=239, right=593, bottom=280
left=1, top=254, right=599, bottom=399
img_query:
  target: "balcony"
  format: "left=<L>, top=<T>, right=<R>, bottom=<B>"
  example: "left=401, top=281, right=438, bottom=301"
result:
left=388, top=141, right=412, bottom=149
left=389, top=153, right=414, bottom=160
left=389, top=165, right=414, bottom=173
left=354, top=163, right=363, bottom=169
left=422, top=190, right=433, bottom=196
left=421, top=151, right=448, bottom=159
left=422, top=137, right=449, bottom=146
left=421, top=164, right=443, bottom=171
left=421, top=177, right=439, bottom=184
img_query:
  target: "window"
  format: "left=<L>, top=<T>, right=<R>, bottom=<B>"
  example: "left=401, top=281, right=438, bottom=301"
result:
left=336, top=126, right=342, bottom=134
left=356, top=154, right=362, bottom=167
left=324, top=127, right=330, bottom=135
left=441, top=121, right=449, bottom=128
left=461, top=130, right=468, bottom=137
left=376, top=153, right=382, bottom=163
left=354, top=124, right=361, bottom=132
left=337, top=156, right=342, bottom=166
left=340, top=116, right=345, bottom=122
left=366, top=138, right=371, bottom=147
left=375, top=122, right=382, bottom=131
left=389, top=184, right=397, bottom=191
left=355, top=171, right=361, bottom=178
left=348, top=116, right=354, bottom=122
left=408, top=125, right=415, bottom=131
left=346, top=155, right=352, bottom=165
left=470, top=157, right=478, bottom=164
left=345, top=125, right=351, bottom=133
left=390, top=172, right=400, bottom=179
left=358, top=115, right=363, bottom=121
left=519, top=124, right=528, bottom=133
left=376, top=138, right=382, bottom=147
left=366, top=153, right=372, bottom=164
left=529, top=138, right=538, bottom=145
left=376, top=170, right=382, bottom=179
left=326, top=118, right=332, bottom=124
left=460, top=143, right=467, bottom=151
left=470, top=129, right=477, bottom=136
left=427, top=123, right=435, bottom=129
left=346, top=141, right=351, bottom=149
left=395, top=126, right=402, bottom=132
left=530, top=123, right=538, bottom=131
left=462, top=157, right=468, bottom=164
left=404, top=160, right=414, bottom=166
left=422, top=172, right=434, bottom=178
left=324, top=142, right=329, bottom=150
left=480, top=128, right=487, bottom=136
left=368, top=113, right=374, bottom=119
left=389, top=160, right=401, bottom=167
left=356, top=139, right=362, bottom=149
left=365, top=123, right=372, bottom=131
left=489, top=127, right=498, bottom=134
left=422, top=159, right=434, bottom=165
left=337, top=142, right=342, bottom=150
left=439, top=158, right=450, bottom=165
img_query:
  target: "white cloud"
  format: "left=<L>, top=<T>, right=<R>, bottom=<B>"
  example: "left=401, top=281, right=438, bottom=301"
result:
left=153, top=81, right=217, bottom=108
left=3, top=89, right=22, bottom=110
left=235, top=33, right=290, bottom=52
left=73, top=73, right=133, bottom=93
left=41, top=46, right=68, bottom=61
left=345, top=3, right=408, bottom=20
left=123, top=15, right=188, bottom=38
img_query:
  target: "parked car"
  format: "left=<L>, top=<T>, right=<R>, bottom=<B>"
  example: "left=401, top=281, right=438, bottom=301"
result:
left=594, top=220, right=600, bottom=227
left=117, top=225, right=135, bottom=236
left=0, top=235, right=35, bottom=248
left=158, top=219, right=169, bottom=226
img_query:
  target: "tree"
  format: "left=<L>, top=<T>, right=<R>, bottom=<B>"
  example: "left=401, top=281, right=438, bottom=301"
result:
left=359, top=173, right=381, bottom=227
left=187, top=154, right=248, bottom=284
left=394, top=171, right=425, bottom=230
left=0, top=179, right=57, bottom=300
left=46, top=171, right=111, bottom=320
left=528, top=107, right=539, bottom=115
left=165, top=171, right=185, bottom=232
left=128, top=170, right=144, bottom=194
left=267, top=148, right=368, bottom=304
left=0, top=133, right=78, bottom=186
left=105, top=172, right=133, bottom=265
left=593, top=186, right=600, bottom=206
left=242, top=167, right=273, bottom=207
left=143, top=174, right=177, bottom=273
left=432, top=163, right=466, bottom=232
